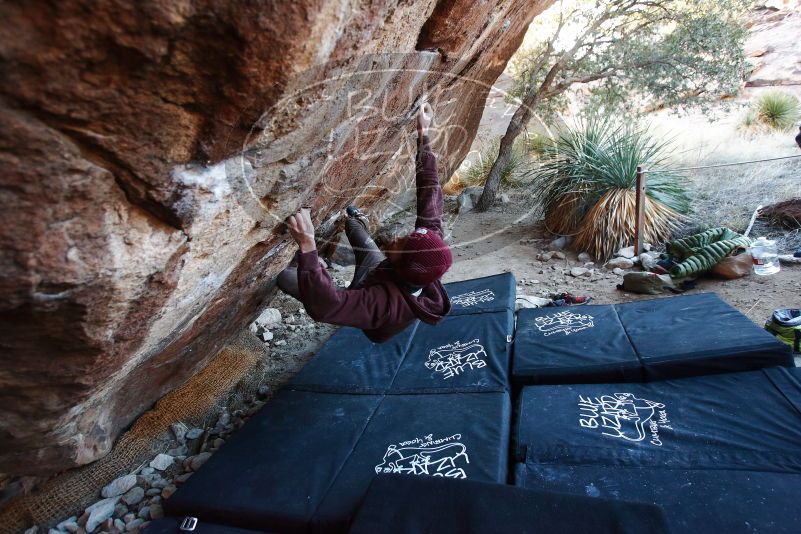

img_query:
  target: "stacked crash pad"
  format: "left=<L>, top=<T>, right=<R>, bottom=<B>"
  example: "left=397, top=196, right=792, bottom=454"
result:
left=513, top=367, right=801, bottom=533
left=165, top=273, right=516, bottom=533
left=348, top=473, right=670, bottom=534
left=513, top=292, right=792, bottom=384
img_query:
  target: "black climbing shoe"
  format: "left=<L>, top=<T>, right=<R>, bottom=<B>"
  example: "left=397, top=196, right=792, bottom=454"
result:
left=346, top=205, right=367, bottom=219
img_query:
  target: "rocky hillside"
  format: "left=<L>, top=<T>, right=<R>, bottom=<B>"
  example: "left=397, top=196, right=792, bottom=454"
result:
left=0, top=0, right=553, bottom=476
left=745, top=0, right=801, bottom=93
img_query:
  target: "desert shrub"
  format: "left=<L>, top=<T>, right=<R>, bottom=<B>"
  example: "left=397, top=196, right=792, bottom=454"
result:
left=744, top=91, right=801, bottom=132
left=523, top=132, right=557, bottom=157
left=461, top=139, right=530, bottom=188
left=529, top=116, right=690, bottom=259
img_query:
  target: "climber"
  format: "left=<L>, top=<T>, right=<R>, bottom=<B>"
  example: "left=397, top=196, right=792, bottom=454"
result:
left=276, top=102, right=452, bottom=342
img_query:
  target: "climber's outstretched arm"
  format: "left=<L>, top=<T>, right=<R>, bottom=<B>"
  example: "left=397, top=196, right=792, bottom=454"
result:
left=414, top=102, right=444, bottom=237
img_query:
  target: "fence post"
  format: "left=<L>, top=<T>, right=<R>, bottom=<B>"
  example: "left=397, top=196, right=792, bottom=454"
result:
left=634, top=166, right=646, bottom=255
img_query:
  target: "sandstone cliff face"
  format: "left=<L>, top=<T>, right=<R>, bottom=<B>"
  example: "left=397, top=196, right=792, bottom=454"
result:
left=0, top=0, right=550, bottom=475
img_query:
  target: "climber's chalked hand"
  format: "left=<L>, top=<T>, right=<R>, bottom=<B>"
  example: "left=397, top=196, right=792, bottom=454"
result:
left=287, top=208, right=316, bottom=253
left=417, top=102, right=433, bottom=136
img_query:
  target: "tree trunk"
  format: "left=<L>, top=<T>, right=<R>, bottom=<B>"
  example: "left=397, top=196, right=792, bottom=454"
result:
left=473, top=101, right=535, bottom=212
left=474, top=55, right=563, bottom=212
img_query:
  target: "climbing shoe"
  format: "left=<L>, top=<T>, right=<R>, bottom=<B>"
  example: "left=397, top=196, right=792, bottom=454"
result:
left=346, top=205, right=367, bottom=219
left=765, top=308, right=801, bottom=353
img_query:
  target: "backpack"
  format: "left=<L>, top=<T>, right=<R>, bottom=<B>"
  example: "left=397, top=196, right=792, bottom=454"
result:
left=765, top=309, right=801, bottom=353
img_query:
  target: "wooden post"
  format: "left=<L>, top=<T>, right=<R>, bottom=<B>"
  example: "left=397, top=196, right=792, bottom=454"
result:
left=634, top=165, right=646, bottom=255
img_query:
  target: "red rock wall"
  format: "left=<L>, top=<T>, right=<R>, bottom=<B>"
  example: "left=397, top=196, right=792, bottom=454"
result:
left=0, top=0, right=551, bottom=475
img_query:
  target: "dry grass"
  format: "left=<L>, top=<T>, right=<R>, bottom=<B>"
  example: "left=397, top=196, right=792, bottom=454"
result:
left=573, top=189, right=684, bottom=260
left=543, top=191, right=583, bottom=235
left=649, top=109, right=801, bottom=234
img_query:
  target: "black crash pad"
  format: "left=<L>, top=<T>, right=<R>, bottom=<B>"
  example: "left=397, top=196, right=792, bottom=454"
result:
left=144, top=518, right=269, bottom=534
left=388, top=311, right=513, bottom=393
left=290, top=280, right=515, bottom=395
left=165, top=391, right=382, bottom=533
left=289, top=321, right=418, bottom=394
left=513, top=305, right=642, bottom=384
left=512, top=292, right=792, bottom=384
left=443, top=272, right=516, bottom=315
left=311, top=392, right=510, bottom=532
left=617, top=292, right=793, bottom=379
left=166, top=391, right=511, bottom=533
left=513, top=367, right=801, bottom=533
left=348, top=474, right=671, bottom=534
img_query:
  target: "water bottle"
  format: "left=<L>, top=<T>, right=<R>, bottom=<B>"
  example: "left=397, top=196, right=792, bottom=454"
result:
left=751, top=237, right=780, bottom=275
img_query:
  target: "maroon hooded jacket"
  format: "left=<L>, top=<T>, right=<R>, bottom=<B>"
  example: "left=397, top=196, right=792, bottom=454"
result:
left=296, top=135, right=451, bottom=342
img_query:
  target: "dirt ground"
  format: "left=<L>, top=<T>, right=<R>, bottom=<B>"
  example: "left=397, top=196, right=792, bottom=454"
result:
left=441, top=195, right=801, bottom=327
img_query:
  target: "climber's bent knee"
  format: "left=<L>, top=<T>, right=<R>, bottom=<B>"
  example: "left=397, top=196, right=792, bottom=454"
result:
left=276, top=267, right=301, bottom=300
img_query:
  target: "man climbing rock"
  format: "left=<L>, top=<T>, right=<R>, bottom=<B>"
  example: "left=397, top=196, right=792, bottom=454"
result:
left=277, top=102, right=452, bottom=342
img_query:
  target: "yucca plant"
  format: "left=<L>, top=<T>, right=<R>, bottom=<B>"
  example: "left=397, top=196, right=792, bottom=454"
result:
left=529, top=116, right=690, bottom=260
left=754, top=91, right=801, bottom=131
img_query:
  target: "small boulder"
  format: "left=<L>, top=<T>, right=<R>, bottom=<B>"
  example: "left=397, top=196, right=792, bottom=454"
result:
left=257, top=330, right=274, bottom=343
left=456, top=195, right=473, bottom=213
left=639, top=252, right=659, bottom=271
left=253, top=308, right=282, bottom=329
left=56, top=518, right=79, bottom=533
left=85, top=497, right=120, bottom=533
left=161, top=485, right=177, bottom=499
left=121, top=486, right=145, bottom=507
left=113, top=503, right=128, bottom=518
left=577, top=252, right=593, bottom=262
left=166, top=444, right=188, bottom=457
left=126, top=518, right=144, bottom=531
left=150, top=504, right=165, bottom=520
left=540, top=251, right=554, bottom=262
left=170, top=422, right=188, bottom=443
left=606, top=257, right=634, bottom=270
left=616, top=246, right=636, bottom=259
left=613, top=267, right=625, bottom=276
left=101, top=475, right=137, bottom=499
left=150, top=478, right=169, bottom=489
left=185, top=428, right=204, bottom=440
left=149, top=454, right=174, bottom=471
left=570, top=267, right=591, bottom=278
left=186, top=452, right=212, bottom=471
left=549, top=236, right=571, bottom=250
left=553, top=251, right=566, bottom=260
